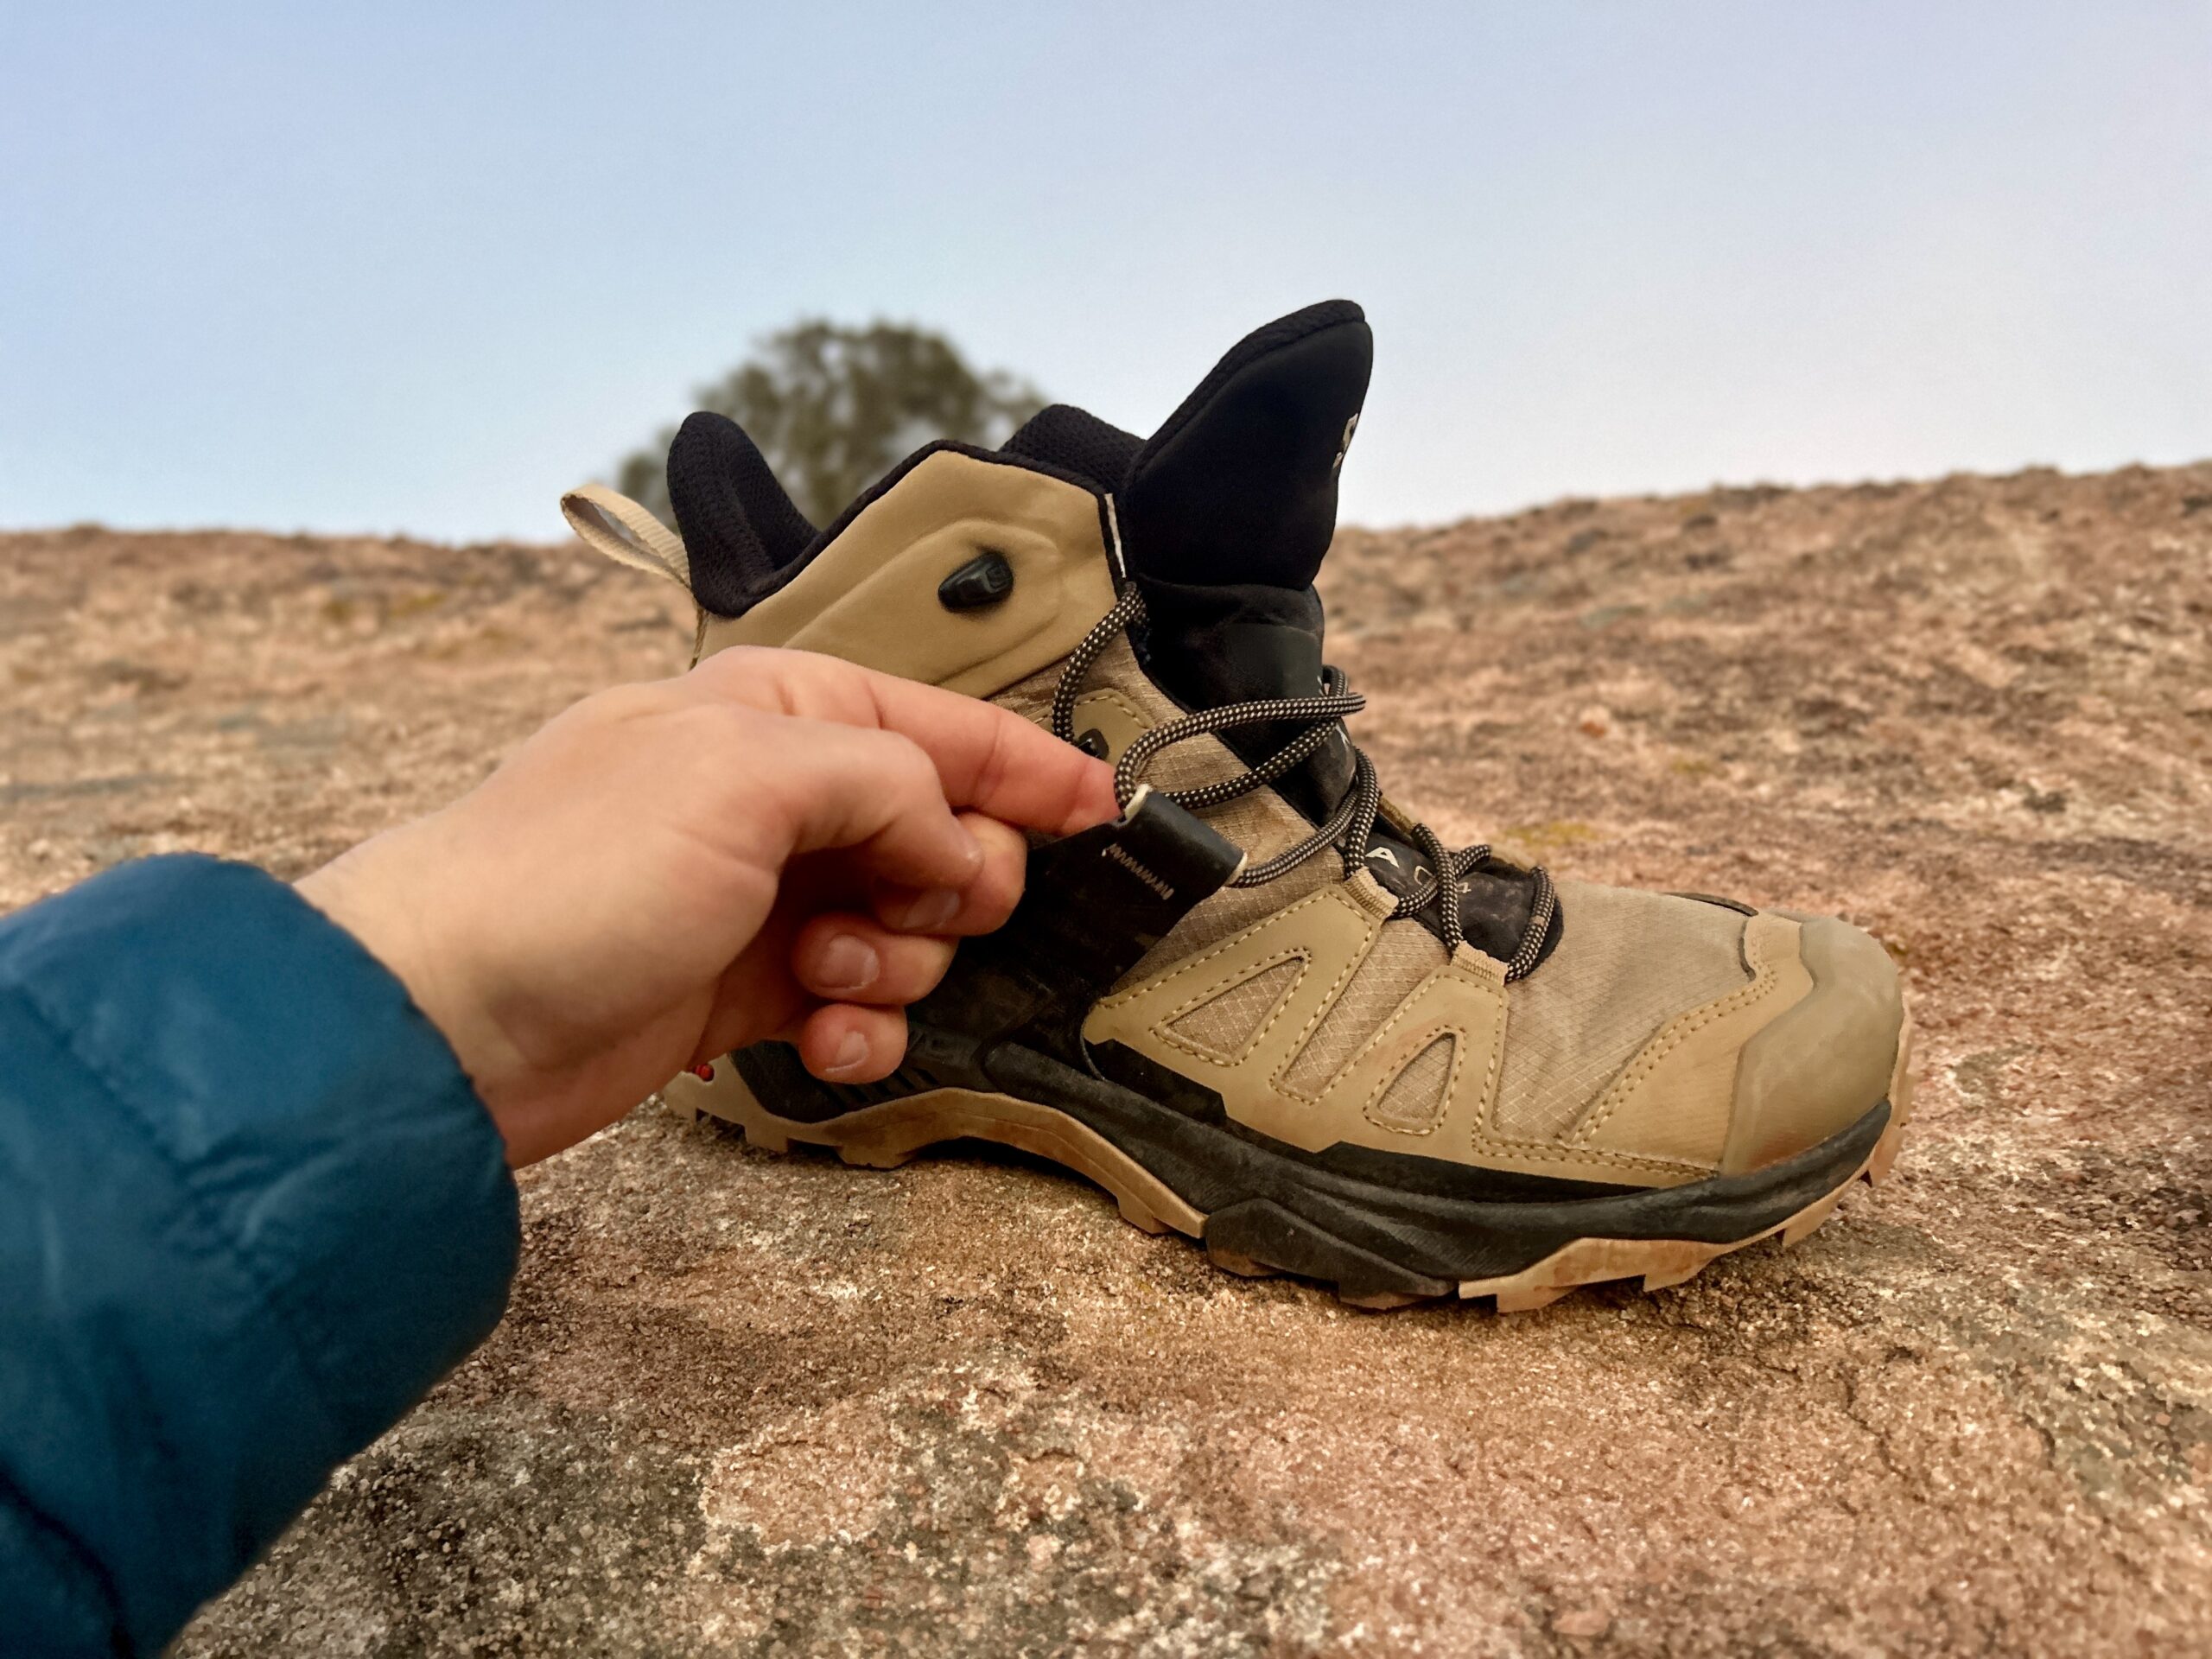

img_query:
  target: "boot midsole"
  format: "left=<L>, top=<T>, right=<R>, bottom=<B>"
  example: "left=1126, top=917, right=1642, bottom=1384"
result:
left=725, top=1039, right=1891, bottom=1283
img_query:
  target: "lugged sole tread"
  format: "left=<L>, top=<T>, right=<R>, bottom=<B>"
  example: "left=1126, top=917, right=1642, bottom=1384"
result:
left=665, top=1013, right=1915, bottom=1313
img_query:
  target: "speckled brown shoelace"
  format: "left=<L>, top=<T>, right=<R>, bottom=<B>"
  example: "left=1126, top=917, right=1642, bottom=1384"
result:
left=1051, top=586, right=1555, bottom=980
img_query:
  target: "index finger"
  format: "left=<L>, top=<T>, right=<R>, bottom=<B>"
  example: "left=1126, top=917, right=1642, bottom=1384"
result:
left=688, top=646, right=1120, bottom=836
left=857, top=671, right=1119, bottom=835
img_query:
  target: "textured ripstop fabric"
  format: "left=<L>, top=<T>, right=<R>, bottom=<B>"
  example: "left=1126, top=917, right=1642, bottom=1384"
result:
left=1121, top=855, right=1338, bottom=990
left=1372, top=1034, right=1455, bottom=1134
left=1495, top=880, right=1753, bottom=1142
left=989, top=656, right=1068, bottom=728
left=1166, top=957, right=1305, bottom=1063
left=1280, top=919, right=1446, bottom=1096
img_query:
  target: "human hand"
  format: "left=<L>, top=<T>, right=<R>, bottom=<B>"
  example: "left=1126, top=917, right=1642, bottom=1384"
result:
left=296, top=646, right=1116, bottom=1166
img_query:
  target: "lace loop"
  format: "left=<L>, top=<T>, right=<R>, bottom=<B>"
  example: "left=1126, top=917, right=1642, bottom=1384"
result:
left=1052, top=589, right=1554, bottom=980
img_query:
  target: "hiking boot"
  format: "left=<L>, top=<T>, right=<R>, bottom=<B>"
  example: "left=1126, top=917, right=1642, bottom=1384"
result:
left=563, top=300, right=1913, bottom=1308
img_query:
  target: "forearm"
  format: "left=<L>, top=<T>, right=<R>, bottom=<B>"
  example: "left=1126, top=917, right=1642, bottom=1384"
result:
left=0, top=856, right=519, bottom=1654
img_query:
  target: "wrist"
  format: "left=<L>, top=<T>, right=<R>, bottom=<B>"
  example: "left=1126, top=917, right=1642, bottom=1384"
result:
left=296, top=835, right=501, bottom=1109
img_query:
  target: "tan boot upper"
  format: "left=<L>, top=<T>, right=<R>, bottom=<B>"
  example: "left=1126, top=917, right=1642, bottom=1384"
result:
left=565, top=453, right=1905, bottom=1190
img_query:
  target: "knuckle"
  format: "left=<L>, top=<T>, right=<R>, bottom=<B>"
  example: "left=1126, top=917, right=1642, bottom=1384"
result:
left=875, top=731, right=939, bottom=792
left=693, top=645, right=810, bottom=717
left=574, top=681, right=668, bottom=727
left=696, top=643, right=773, bottom=682
left=676, top=700, right=765, bottom=760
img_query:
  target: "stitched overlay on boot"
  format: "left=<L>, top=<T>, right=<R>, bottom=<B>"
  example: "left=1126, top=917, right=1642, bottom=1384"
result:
left=997, top=623, right=1756, bottom=1160
left=1366, top=1033, right=1459, bottom=1135
left=1124, top=825, right=1339, bottom=984
left=1163, top=957, right=1308, bottom=1065
left=1494, top=880, right=1752, bottom=1142
left=1280, top=919, right=1446, bottom=1096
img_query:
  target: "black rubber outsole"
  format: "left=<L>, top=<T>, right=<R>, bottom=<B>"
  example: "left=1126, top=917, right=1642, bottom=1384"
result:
left=674, top=1026, right=1910, bottom=1310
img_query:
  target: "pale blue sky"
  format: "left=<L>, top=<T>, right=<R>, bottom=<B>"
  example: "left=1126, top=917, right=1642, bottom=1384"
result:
left=3, top=3, right=2208, bottom=542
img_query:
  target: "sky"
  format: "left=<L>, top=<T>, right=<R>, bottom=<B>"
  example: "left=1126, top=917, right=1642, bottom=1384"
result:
left=3, top=2, right=2208, bottom=542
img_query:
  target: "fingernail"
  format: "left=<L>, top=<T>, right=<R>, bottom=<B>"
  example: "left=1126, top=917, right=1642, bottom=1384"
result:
left=895, top=887, right=962, bottom=931
left=815, top=934, right=879, bottom=993
left=824, top=1030, right=869, bottom=1077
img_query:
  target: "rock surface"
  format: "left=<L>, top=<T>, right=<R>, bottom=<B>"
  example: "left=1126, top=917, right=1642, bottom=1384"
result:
left=3, top=461, right=2209, bottom=1656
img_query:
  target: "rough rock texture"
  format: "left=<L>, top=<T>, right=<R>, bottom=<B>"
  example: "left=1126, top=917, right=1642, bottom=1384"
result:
left=3, top=461, right=2209, bottom=1656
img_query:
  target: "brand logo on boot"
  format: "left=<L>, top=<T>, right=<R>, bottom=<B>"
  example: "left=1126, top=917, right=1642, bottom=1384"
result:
left=1365, top=843, right=1436, bottom=900
left=1332, top=412, right=1361, bottom=473
left=1103, top=843, right=1174, bottom=900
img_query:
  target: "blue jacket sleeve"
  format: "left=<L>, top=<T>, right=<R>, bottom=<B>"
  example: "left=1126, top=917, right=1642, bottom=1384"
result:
left=0, top=855, right=520, bottom=1656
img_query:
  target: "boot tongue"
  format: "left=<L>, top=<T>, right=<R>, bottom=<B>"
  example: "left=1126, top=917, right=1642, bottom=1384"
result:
left=1120, top=301, right=1372, bottom=817
left=1101, top=301, right=1548, bottom=965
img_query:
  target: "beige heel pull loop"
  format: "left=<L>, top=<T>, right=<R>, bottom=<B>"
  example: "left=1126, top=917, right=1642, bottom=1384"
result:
left=561, top=484, right=692, bottom=593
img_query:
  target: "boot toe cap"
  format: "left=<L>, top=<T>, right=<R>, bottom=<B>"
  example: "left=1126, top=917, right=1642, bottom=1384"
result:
left=1724, top=915, right=1904, bottom=1173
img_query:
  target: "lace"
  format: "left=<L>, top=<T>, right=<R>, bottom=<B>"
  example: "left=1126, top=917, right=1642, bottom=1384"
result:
left=1051, top=587, right=1556, bottom=981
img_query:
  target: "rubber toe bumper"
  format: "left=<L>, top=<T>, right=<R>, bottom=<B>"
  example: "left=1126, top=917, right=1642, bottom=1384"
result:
left=1723, top=916, right=1904, bottom=1173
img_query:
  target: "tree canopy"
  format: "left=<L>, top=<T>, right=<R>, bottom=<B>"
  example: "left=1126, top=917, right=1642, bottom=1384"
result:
left=616, top=320, right=1045, bottom=527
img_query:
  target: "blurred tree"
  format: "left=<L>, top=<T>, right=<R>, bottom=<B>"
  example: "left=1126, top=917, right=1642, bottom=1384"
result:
left=615, top=320, right=1046, bottom=527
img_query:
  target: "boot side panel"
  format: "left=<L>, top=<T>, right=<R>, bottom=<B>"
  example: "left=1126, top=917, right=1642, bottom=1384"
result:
left=699, top=451, right=1116, bottom=698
